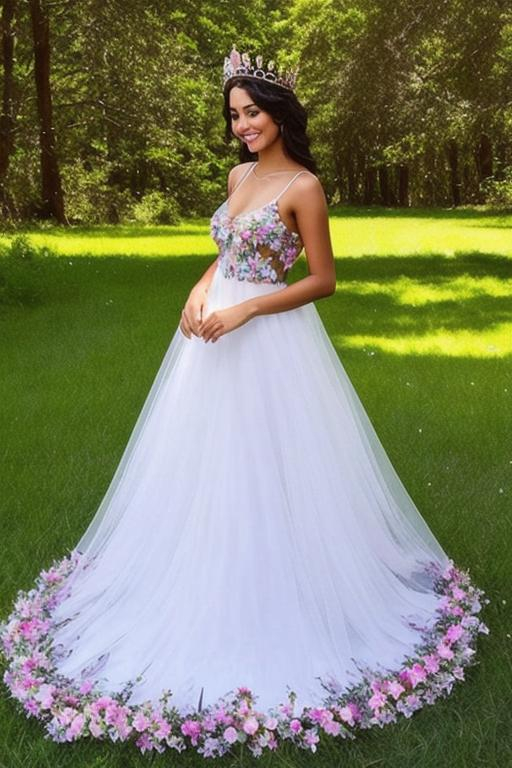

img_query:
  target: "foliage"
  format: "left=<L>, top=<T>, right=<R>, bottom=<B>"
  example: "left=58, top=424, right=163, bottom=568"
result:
left=130, top=191, right=181, bottom=225
left=0, top=235, right=46, bottom=306
left=0, top=0, right=511, bottom=220
left=481, top=168, right=512, bottom=208
left=61, top=160, right=134, bottom=224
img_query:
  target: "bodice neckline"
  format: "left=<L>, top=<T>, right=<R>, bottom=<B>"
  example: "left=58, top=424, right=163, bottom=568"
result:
left=217, top=199, right=302, bottom=243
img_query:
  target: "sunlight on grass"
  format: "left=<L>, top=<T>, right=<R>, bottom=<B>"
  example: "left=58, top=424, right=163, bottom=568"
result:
left=336, top=275, right=512, bottom=305
left=0, top=225, right=216, bottom=258
left=1, top=208, right=511, bottom=260
left=338, top=322, right=512, bottom=357
left=329, top=215, right=512, bottom=258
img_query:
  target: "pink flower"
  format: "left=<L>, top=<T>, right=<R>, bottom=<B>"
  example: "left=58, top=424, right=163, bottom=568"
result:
left=368, top=690, right=387, bottom=710
left=289, top=718, right=303, bottom=733
left=388, top=681, right=406, bottom=700
left=399, top=668, right=413, bottom=689
left=95, top=695, right=116, bottom=710
left=347, top=702, right=362, bottom=722
left=79, top=679, right=94, bottom=694
left=65, top=713, right=85, bottom=740
left=243, top=716, right=259, bottom=735
left=181, top=718, right=202, bottom=742
left=135, top=732, right=152, bottom=752
left=223, top=726, right=238, bottom=744
left=308, top=707, right=332, bottom=726
left=33, top=683, right=55, bottom=708
left=132, top=712, right=151, bottom=732
left=322, top=719, right=341, bottom=736
left=304, top=727, right=320, bottom=750
left=264, top=716, right=278, bottom=730
left=436, top=642, right=455, bottom=660
left=452, top=586, right=466, bottom=601
left=445, top=623, right=464, bottom=643
left=409, top=663, right=427, bottom=687
left=57, top=706, right=77, bottom=726
left=89, top=718, right=104, bottom=737
left=423, top=654, right=441, bottom=674
left=338, top=705, right=355, bottom=725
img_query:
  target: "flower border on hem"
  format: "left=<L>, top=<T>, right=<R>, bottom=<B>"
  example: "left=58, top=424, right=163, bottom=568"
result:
left=0, top=549, right=490, bottom=758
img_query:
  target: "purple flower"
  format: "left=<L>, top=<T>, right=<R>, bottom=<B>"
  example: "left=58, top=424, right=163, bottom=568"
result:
left=223, top=725, right=238, bottom=744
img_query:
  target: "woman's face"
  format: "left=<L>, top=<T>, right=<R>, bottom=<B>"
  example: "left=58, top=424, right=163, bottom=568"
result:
left=229, top=86, right=280, bottom=153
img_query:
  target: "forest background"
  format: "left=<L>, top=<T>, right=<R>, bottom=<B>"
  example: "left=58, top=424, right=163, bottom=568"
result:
left=1, top=0, right=511, bottom=226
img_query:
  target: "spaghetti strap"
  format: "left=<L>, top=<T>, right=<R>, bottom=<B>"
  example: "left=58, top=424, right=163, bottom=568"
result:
left=274, top=171, right=310, bottom=202
left=228, top=162, right=256, bottom=198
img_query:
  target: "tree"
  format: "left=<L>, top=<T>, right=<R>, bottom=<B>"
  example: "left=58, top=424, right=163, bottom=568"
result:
left=0, top=0, right=16, bottom=217
left=29, top=0, right=65, bottom=222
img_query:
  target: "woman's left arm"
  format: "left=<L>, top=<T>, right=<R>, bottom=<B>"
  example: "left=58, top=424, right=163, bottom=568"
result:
left=198, top=175, right=336, bottom=343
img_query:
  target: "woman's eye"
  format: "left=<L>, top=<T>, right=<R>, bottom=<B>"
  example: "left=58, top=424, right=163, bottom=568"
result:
left=248, top=111, right=259, bottom=117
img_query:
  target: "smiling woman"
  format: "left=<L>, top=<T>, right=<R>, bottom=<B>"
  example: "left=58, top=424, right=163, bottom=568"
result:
left=0, top=45, right=490, bottom=760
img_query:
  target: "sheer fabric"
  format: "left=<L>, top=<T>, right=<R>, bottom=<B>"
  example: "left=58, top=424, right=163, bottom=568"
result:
left=50, top=263, right=450, bottom=713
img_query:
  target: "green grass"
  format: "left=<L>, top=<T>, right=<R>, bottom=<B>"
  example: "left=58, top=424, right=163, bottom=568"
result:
left=0, top=206, right=511, bottom=767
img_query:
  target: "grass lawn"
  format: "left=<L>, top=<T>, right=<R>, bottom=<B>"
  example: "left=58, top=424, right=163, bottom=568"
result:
left=0, top=206, right=510, bottom=767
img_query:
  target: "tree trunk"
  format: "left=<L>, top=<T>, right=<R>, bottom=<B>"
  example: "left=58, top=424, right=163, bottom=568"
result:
left=29, top=0, right=66, bottom=223
left=397, top=164, right=409, bottom=207
left=445, top=139, right=460, bottom=207
left=333, top=152, right=344, bottom=203
left=0, top=0, right=16, bottom=217
left=494, top=139, right=507, bottom=181
left=345, top=150, right=357, bottom=205
left=474, top=133, right=493, bottom=202
left=475, top=133, right=493, bottom=181
left=378, top=165, right=390, bottom=205
left=363, top=165, right=377, bottom=205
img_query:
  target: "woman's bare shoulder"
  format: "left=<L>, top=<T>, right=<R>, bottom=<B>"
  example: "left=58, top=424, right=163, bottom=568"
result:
left=227, top=162, right=254, bottom=193
left=292, top=171, right=326, bottom=204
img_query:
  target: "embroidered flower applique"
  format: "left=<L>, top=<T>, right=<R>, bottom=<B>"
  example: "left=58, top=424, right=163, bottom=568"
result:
left=210, top=201, right=303, bottom=285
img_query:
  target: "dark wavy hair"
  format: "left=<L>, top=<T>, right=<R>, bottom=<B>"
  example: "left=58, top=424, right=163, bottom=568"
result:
left=223, top=77, right=318, bottom=175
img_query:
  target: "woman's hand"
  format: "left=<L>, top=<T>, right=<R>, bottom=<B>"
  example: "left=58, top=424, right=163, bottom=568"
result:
left=180, top=285, right=208, bottom=338
left=198, top=302, right=254, bottom=343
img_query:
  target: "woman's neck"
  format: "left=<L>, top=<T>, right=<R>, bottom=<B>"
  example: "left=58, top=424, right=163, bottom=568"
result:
left=255, top=139, right=300, bottom=174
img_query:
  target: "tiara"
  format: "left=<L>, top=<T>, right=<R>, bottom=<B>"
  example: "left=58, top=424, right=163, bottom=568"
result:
left=223, top=44, right=299, bottom=92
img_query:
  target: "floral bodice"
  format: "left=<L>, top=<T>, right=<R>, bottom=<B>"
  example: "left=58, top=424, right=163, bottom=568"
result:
left=209, top=164, right=308, bottom=285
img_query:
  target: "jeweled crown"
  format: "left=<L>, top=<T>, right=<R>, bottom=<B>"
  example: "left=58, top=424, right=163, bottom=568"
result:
left=223, top=45, right=299, bottom=92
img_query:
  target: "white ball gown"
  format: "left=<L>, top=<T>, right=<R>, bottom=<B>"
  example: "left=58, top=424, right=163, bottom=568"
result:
left=1, top=162, right=489, bottom=758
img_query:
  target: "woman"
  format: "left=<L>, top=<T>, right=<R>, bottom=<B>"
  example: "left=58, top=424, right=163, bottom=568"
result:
left=0, top=47, right=488, bottom=759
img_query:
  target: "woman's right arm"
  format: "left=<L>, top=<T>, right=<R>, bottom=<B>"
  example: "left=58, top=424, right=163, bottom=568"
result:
left=179, top=165, right=242, bottom=338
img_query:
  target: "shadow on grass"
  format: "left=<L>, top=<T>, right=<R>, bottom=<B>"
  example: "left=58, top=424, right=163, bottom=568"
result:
left=4, top=248, right=510, bottom=359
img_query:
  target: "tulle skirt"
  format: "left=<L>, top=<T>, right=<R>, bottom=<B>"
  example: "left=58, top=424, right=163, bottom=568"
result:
left=37, top=264, right=460, bottom=716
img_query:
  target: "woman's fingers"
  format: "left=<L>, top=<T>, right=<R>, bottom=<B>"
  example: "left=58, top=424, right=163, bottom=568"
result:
left=180, top=310, right=193, bottom=338
left=202, top=322, right=224, bottom=342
